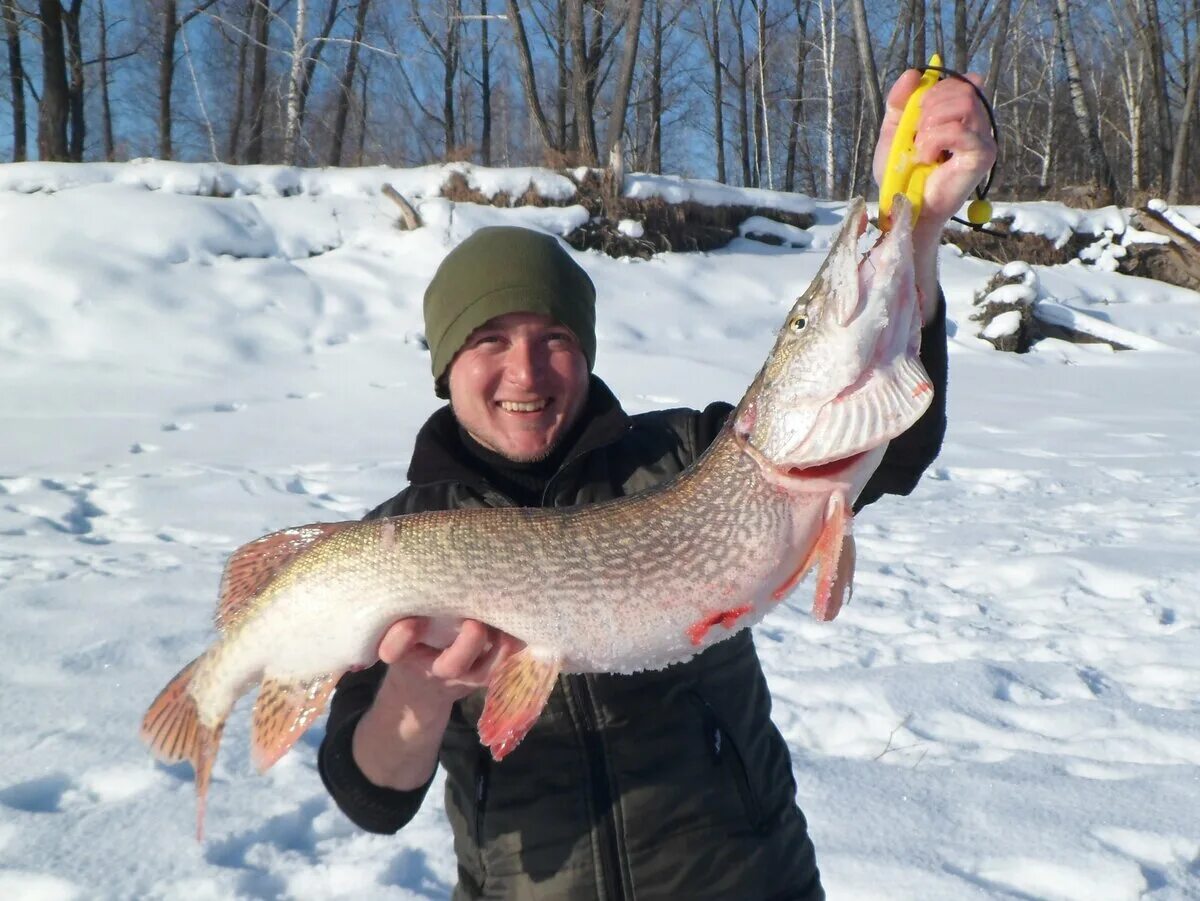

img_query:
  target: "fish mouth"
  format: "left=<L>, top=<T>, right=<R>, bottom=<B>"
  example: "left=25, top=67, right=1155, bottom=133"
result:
left=783, top=451, right=868, bottom=480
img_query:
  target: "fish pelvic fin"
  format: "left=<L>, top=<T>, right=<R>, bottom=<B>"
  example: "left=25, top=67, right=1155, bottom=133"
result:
left=478, top=648, right=561, bottom=761
left=811, top=493, right=856, bottom=622
left=217, top=522, right=352, bottom=631
left=250, top=672, right=340, bottom=773
left=139, top=657, right=225, bottom=841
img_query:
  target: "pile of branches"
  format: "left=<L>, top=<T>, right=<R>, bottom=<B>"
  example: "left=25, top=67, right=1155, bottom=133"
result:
left=399, top=171, right=815, bottom=259
left=950, top=206, right=1200, bottom=292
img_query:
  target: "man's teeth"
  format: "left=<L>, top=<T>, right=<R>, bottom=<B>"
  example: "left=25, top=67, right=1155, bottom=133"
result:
left=500, top=400, right=548, bottom=412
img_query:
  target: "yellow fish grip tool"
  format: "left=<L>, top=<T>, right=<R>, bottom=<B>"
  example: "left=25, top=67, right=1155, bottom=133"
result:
left=879, top=54, right=944, bottom=232
left=878, top=55, right=999, bottom=233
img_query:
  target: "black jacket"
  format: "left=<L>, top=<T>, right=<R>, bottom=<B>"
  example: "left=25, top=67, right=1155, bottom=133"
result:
left=319, top=302, right=947, bottom=900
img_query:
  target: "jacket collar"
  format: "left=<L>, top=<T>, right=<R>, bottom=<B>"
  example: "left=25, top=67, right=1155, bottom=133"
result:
left=406, top=375, right=633, bottom=491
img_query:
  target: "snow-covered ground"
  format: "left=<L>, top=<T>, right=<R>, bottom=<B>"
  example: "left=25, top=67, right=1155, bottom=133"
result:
left=1, top=162, right=1198, bottom=901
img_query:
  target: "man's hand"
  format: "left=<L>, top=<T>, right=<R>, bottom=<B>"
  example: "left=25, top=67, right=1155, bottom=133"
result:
left=352, top=617, right=524, bottom=791
left=377, top=616, right=525, bottom=702
left=873, top=69, right=997, bottom=318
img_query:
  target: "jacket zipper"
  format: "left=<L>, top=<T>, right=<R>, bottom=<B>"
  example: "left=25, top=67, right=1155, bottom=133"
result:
left=474, top=752, right=490, bottom=843
left=688, top=690, right=767, bottom=833
left=566, top=674, right=628, bottom=901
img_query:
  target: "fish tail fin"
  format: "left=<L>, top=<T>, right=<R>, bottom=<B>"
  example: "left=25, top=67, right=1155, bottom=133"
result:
left=139, top=657, right=226, bottom=841
left=250, top=672, right=339, bottom=773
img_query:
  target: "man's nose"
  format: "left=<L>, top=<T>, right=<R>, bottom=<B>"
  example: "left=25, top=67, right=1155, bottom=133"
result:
left=505, top=339, right=543, bottom=387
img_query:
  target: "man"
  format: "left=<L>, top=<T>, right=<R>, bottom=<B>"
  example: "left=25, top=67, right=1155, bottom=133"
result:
left=320, top=72, right=996, bottom=899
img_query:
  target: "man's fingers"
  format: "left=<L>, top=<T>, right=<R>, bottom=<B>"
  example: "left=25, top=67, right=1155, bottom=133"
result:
left=378, top=618, right=426, bottom=664
left=913, top=120, right=991, bottom=168
left=883, top=68, right=923, bottom=120
left=430, top=619, right=492, bottom=680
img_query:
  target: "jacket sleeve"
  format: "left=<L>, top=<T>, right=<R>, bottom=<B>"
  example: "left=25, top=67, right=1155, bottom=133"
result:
left=317, top=486, right=436, bottom=834
left=854, top=289, right=948, bottom=511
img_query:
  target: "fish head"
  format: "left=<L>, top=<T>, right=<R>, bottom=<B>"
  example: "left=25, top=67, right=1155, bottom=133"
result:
left=732, top=194, right=932, bottom=478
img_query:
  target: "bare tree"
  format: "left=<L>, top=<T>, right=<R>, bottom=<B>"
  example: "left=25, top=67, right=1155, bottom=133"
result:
left=332, top=0, right=371, bottom=164
left=567, top=0, right=598, bottom=163
left=784, top=0, right=812, bottom=192
left=1168, top=0, right=1200, bottom=202
left=159, top=0, right=220, bottom=160
left=63, top=0, right=83, bottom=161
left=245, top=0, right=271, bottom=164
left=849, top=0, right=882, bottom=127
left=38, top=0, right=70, bottom=161
left=413, top=0, right=463, bottom=156
left=3, top=0, right=25, bottom=161
left=504, top=0, right=558, bottom=155
left=604, top=0, right=645, bottom=159
left=1052, top=0, right=1120, bottom=202
left=284, top=0, right=310, bottom=164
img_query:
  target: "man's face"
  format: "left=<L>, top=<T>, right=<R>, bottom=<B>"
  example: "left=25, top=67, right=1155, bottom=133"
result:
left=447, top=312, right=590, bottom=462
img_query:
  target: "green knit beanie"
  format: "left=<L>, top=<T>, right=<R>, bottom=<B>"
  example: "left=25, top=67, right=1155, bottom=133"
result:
left=423, top=227, right=597, bottom=398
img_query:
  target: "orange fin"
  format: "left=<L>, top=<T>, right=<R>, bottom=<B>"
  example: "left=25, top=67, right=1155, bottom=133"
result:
left=217, top=523, right=349, bottom=631
left=773, top=497, right=846, bottom=601
left=139, top=657, right=226, bottom=840
left=811, top=495, right=854, bottom=622
left=477, top=648, right=561, bottom=761
left=250, top=673, right=339, bottom=773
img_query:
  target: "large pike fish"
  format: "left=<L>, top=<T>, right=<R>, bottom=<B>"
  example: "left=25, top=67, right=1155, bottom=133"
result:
left=142, top=195, right=933, bottom=838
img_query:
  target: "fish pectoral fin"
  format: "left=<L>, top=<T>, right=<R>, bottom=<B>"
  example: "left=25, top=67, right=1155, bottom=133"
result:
left=140, top=656, right=225, bottom=841
left=217, top=522, right=352, bottom=632
left=810, top=494, right=855, bottom=622
left=477, top=648, right=561, bottom=762
left=250, top=673, right=339, bottom=773
left=772, top=492, right=848, bottom=602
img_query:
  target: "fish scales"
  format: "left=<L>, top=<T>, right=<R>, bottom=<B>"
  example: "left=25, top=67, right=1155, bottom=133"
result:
left=141, top=195, right=933, bottom=838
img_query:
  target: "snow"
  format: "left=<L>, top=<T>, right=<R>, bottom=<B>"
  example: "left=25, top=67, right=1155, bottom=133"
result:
left=1148, top=199, right=1200, bottom=244
left=980, top=310, right=1022, bottom=339
left=2, top=160, right=1199, bottom=900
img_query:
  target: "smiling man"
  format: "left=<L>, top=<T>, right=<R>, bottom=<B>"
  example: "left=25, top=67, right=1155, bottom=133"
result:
left=318, top=70, right=995, bottom=900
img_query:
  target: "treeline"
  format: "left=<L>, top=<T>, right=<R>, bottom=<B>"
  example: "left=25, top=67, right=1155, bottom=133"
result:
left=0, top=1, right=1196, bottom=203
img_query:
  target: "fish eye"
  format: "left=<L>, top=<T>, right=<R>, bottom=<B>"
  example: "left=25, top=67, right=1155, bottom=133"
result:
left=790, top=316, right=808, bottom=332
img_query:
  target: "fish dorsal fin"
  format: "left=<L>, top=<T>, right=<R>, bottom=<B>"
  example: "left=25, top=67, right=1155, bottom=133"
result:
left=478, top=648, right=561, bottom=761
left=216, top=523, right=349, bottom=631
left=250, top=673, right=339, bottom=772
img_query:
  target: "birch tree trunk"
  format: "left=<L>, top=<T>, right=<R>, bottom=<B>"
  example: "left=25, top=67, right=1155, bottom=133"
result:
left=1052, top=0, right=1120, bottom=203
left=818, top=0, right=837, bottom=196
left=284, top=0, right=309, bottom=164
